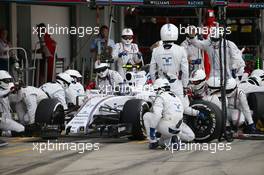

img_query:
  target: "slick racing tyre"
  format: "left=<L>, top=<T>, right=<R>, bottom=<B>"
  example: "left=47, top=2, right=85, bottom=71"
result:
left=184, top=100, right=223, bottom=142
left=35, top=98, right=65, bottom=139
left=247, top=92, right=264, bottom=123
left=121, top=99, right=150, bottom=140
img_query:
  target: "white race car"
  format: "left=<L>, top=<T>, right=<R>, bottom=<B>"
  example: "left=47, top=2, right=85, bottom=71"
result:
left=33, top=65, right=233, bottom=142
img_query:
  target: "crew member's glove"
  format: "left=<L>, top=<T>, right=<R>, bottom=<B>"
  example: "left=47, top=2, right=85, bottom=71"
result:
left=197, top=111, right=206, bottom=120
left=118, top=51, right=127, bottom=58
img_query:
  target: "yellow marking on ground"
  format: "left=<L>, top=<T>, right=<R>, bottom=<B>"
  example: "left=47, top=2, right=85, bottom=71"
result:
left=0, top=148, right=33, bottom=155
left=131, top=140, right=148, bottom=144
left=9, top=137, right=38, bottom=143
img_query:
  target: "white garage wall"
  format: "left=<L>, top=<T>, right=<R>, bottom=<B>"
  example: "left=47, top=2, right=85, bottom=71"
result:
left=31, top=5, right=70, bottom=66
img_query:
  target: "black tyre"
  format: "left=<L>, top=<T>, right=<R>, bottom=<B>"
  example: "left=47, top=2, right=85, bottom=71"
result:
left=35, top=98, right=64, bottom=125
left=184, top=100, right=223, bottom=142
left=247, top=92, right=264, bottom=123
left=121, top=99, right=150, bottom=140
left=35, top=98, right=65, bottom=139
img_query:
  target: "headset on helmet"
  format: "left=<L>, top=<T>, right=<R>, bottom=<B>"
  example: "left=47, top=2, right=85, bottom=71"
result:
left=160, top=23, right=178, bottom=42
left=121, top=28, right=133, bottom=45
left=0, top=70, right=15, bottom=91
left=153, top=78, right=170, bottom=92
left=56, top=72, right=74, bottom=87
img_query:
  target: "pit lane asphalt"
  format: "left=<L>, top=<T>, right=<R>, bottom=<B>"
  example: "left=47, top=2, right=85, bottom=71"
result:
left=0, top=136, right=263, bottom=175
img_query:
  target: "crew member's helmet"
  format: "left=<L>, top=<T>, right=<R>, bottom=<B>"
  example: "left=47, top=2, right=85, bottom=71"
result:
left=0, top=70, right=14, bottom=91
left=207, top=76, right=221, bottom=96
left=121, top=28, right=134, bottom=45
left=153, top=78, right=170, bottom=92
left=56, top=72, right=74, bottom=88
left=65, top=69, right=82, bottom=83
left=160, top=23, right=178, bottom=42
left=95, top=61, right=110, bottom=78
left=189, top=69, right=206, bottom=95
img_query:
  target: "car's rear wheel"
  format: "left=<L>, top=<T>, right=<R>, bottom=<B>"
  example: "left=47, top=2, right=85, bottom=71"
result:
left=247, top=92, right=264, bottom=123
left=121, top=99, right=150, bottom=140
left=184, top=100, right=223, bottom=142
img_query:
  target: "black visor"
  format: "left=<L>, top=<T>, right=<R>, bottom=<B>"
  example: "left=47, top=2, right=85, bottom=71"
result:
left=190, top=78, right=206, bottom=85
left=1, top=78, right=13, bottom=84
left=122, top=35, right=133, bottom=40
left=95, top=67, right=108, bottom=73
left=248, top=77, right=259, bottom=86
left=210, top=37, right=220, bottom=42
left=226, top=87, right=236, bottom=94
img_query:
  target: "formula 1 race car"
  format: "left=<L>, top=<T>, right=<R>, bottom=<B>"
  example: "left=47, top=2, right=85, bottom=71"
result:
left=32, top=65, right=264, bottom=141
left=32, top=84, right=264, bottom=141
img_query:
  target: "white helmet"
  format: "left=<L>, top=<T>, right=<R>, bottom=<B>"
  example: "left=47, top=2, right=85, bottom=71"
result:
left=65, top=69, right=82, bottom=78
left=251, top=69, right=264, bottom=77
left=160, top=23, right=178, bottom=42
left=207, top=76, right=221, bottom=95
left=251, top=69, right=264, bottom=86
left=189, top=69, right=206, bottom=94
left=94, top=61, right=110, bottom=78
left=65, top=69, right=82, bottom=82
left=0, top=70, right=14, bottom=91
left=153, top=78, right=170, bottom=92
left=121, top=28, right=133, bottom=45
left=56, top=72, right=74, bottom=88
left=247, top=75, right=262, bottom=86
left=226, top=78, right=237, bottom=97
